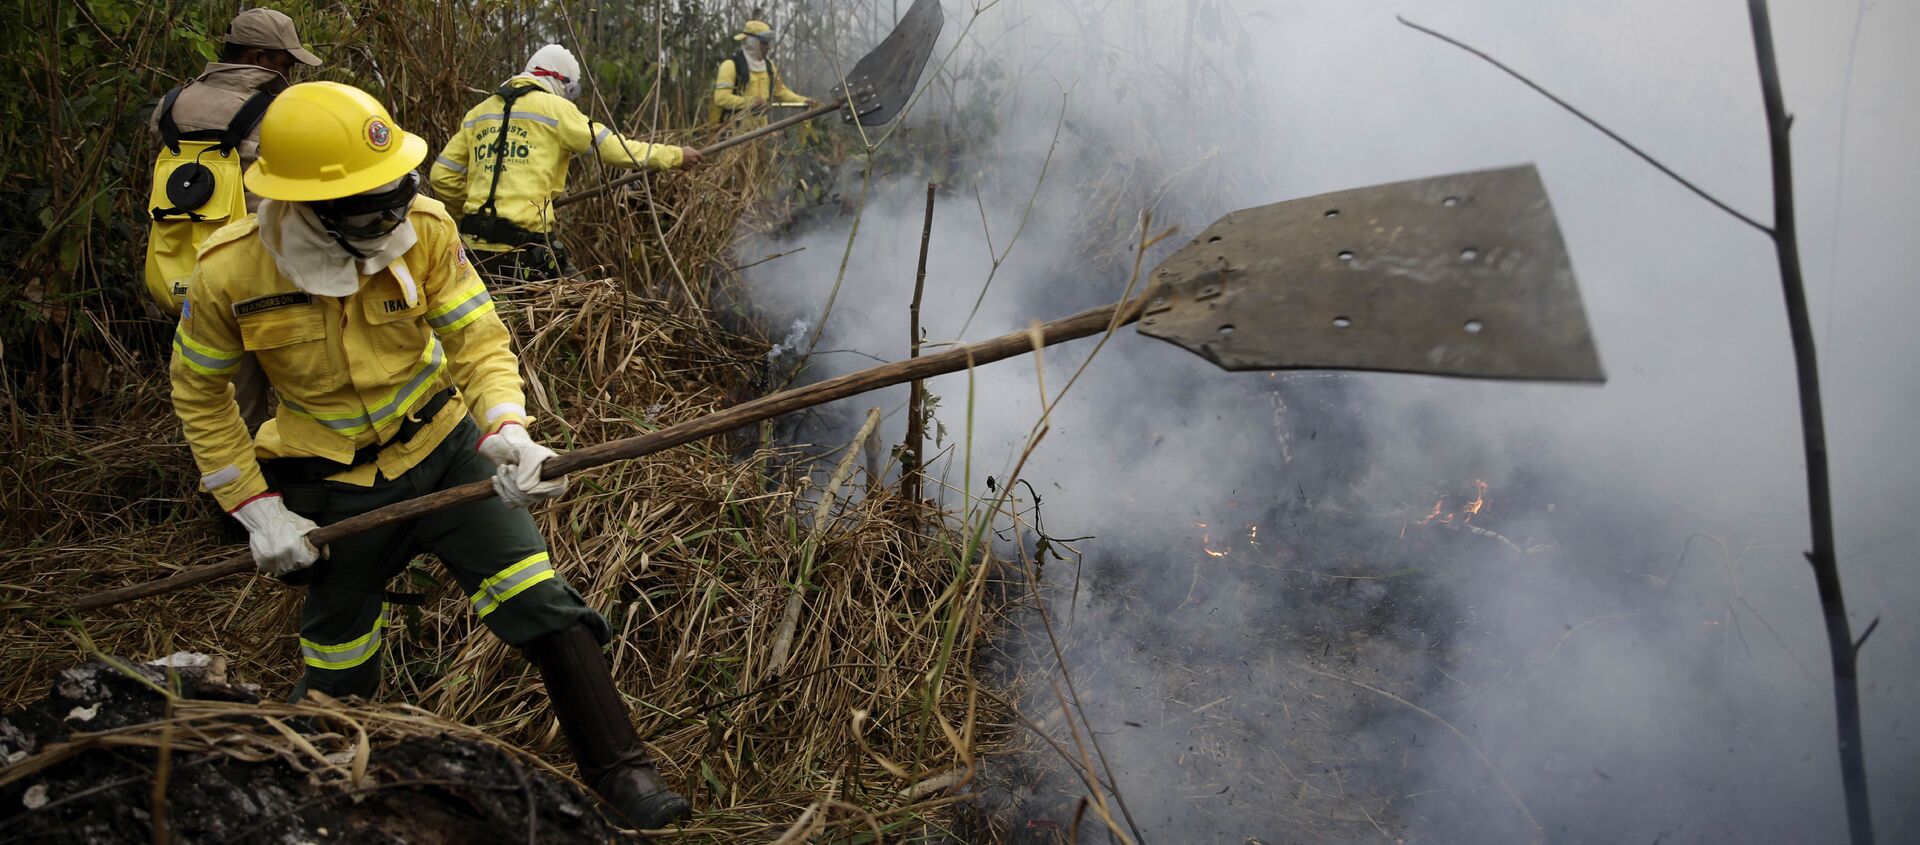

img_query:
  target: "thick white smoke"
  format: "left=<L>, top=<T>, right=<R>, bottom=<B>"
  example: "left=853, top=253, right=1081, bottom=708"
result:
left=746, top=0, right=1920, bottom=840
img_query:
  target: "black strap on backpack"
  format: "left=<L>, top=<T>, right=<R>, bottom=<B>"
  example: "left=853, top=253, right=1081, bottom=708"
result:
left=156, top=85, right=192, bottom=155
left=724, top=52, right=779, bottom=99
left=157, top=85, right=275, bottom=155
left=152, top=87, right=277, bottom=221
left=219, top=90, right=276, bottom=152
left=472, top=81, right=542, bottom=223
left=459, top=81, right=548, bottom=247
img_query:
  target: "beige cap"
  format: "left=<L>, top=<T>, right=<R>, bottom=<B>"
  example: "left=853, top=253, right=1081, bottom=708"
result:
left=226, top=8, right=322, bottom=66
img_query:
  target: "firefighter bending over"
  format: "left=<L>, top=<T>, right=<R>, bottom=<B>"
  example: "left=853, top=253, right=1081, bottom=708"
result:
left=172, top=81, right=693, bottom=832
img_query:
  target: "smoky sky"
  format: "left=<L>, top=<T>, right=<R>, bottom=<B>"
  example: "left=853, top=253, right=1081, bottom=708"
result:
left=745, top=0, right=1920, bottom=841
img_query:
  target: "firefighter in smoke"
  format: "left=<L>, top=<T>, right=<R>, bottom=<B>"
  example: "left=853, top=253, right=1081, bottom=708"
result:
left=708, top=19, right=819, bottom=127
left=430, top=44, right=701, bottom=281
left=171, top=81, right=692, bottom=831
left=145, top=7, right=322, bottom=428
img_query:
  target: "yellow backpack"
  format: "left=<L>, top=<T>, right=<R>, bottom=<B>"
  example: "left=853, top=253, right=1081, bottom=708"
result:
left=143, top=85, right=274, bottom=315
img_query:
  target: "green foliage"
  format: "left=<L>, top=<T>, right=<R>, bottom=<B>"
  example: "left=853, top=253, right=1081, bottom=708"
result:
left=0, top=0, right=743, bottom=413
left=0, top=0, right=940, bottom=415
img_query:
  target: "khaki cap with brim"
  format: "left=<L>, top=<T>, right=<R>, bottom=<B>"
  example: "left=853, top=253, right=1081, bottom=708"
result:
left=227, top=8, right=322, bottom=66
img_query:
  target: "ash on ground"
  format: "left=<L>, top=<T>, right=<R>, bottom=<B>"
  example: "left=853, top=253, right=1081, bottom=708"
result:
left=1, top=655, right=623, bottom=844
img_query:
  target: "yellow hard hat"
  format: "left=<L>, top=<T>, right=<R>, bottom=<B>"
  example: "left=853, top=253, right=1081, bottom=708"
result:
left=734, top=19, right=774, bottom=42
left=245, top=82, right=428, bottom=202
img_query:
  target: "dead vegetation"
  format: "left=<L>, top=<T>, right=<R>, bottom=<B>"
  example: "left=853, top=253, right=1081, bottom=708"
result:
left=0, top=2, right=1040, bottom=841
left=1, top=254, right=1037, bottom=840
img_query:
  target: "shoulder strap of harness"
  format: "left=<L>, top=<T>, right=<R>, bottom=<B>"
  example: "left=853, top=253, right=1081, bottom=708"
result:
left=219, top=90, right=276, bottom=153
left=726, top=51, right=749, bottom=89
left=727, top=54, right=781, bottom=94
left=157, top=85, right=190, bottom=155
left=474, top=80, right=544, bottom=221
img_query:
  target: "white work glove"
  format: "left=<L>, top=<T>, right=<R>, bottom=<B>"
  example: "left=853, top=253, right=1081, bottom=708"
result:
left=232, top=494, right=321, bottom=577
left=478, top=423, right=569, bottom=509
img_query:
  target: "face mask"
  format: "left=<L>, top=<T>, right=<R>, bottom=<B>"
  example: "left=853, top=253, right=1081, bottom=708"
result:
left=314, top=173, right=418, bottom=244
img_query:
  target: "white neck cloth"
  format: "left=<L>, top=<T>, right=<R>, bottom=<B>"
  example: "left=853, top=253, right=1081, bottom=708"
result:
left=257, top=199, right=418, bottom=298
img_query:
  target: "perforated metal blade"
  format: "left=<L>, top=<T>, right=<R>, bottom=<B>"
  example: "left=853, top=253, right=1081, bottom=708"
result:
left=1137, top=165, right=1604, bottom=382
left=838, top=0, right=944, bottom=126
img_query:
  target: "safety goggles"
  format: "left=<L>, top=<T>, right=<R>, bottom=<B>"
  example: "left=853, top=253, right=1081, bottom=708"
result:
left=749, top=28, right=776, bottom=46
left=315, top=172, right=419, bottom=241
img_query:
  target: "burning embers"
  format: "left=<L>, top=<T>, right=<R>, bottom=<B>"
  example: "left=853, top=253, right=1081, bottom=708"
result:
left=1402, top=479, right=1526, bottom=555
left=1195, top=521, right=1255, bottom=558
left=1418, top=479, right=1488, bottom=527
left=1402, top=479, right=1490, bottom=540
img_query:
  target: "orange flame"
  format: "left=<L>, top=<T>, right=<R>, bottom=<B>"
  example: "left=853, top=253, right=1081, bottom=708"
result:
left=1196, top=522, right=1231, bottom=558
left=1409, top=480, right=1490, bottom=532
left=1463, top=480, right=1488, bottom=523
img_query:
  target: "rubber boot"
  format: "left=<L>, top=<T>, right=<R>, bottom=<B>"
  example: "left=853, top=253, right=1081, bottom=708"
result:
left=527, top=624, right=692, bottom=830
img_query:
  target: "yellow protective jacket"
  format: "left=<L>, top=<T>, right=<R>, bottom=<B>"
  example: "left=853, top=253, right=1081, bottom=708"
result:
left=709, top=56, right=806, bottom=124
left=430, top=75, right=684, bottom=249
left=171, top=197, right=531, bottom=512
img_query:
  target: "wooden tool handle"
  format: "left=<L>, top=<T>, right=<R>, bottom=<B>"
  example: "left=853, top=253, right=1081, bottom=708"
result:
left=553, top=99, right=846, bottom=210
left=72, top=299, right=1144, bottom=612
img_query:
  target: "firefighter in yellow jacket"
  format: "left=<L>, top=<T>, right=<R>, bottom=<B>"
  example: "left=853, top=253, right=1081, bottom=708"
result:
left=708, top=20, right=817, bottom=126
left=430, top=44, right=700, bottom=280
left=172, top=81, right=691, bottom=831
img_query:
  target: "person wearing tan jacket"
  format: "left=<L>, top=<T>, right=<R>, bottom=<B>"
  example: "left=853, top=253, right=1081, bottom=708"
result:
left=148, top=9, right=322, bottom=213
left=145, top=7, right=322, bottom=429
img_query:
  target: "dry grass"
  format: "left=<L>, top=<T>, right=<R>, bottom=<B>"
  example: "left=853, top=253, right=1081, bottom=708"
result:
left=0, top=3, right=1060, bottom=840
left=1, top=260, right=1023, bottom=841
left=0, top=99, right=1026, bottom=841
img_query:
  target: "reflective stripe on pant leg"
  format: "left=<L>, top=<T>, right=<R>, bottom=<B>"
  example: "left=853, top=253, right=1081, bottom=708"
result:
left=300, top=603, right=388, bottom=670
left=470, top=552, right=556, bottom=619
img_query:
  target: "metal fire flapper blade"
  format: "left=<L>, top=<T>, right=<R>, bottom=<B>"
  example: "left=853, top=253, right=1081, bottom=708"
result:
left=838, top=0, right=944, bottom=126
left=1137, top=165, right=1605, bottom=382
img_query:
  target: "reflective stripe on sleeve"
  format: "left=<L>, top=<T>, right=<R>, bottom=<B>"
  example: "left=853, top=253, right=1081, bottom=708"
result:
left=200, top=465, right=243, bottom=491
left=592, top=127, right=613, bottom=146
left=469, top=552, right=556, bottom=619
left=300, top=605, right=387, bottom=671
left=173, top=326, right=243, bottom=375
left=434, top=155, right=467, bottom=174
left=463, top=112, right=561, bottom=129
left=426, top=281, right=494, bottom=333
left=483, top=403, right=527, bottom=427
left=279, top=339, right=445, bottom=435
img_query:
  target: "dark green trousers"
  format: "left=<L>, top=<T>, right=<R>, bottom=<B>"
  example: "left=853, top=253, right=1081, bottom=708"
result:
left=274, top=416, right=608, bottom=699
